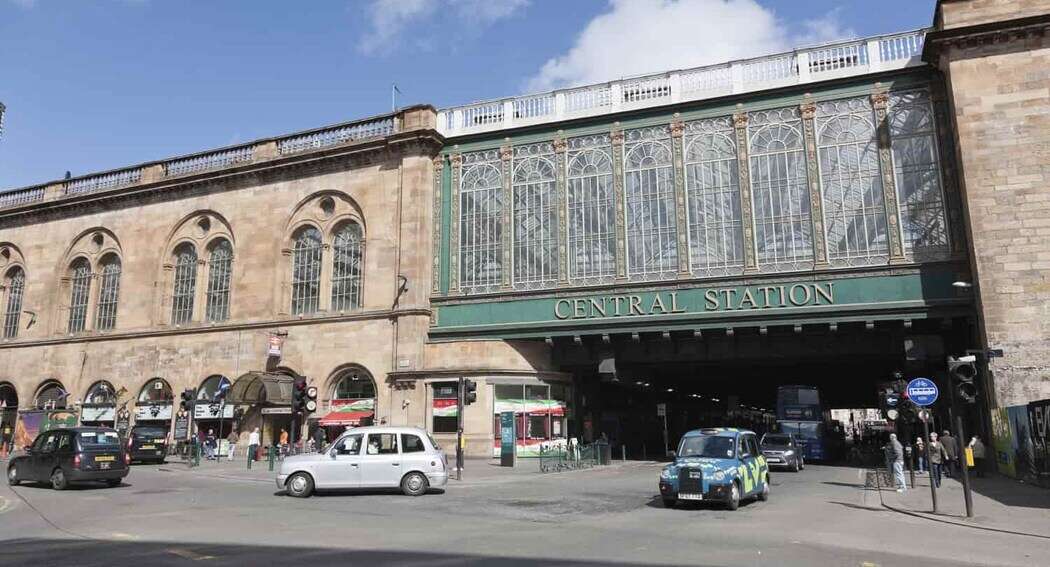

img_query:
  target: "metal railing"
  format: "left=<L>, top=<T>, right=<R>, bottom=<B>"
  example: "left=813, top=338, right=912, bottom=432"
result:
left=438, top=29, right=927, bottom=137
left=539, top=441, right=610, bottom=473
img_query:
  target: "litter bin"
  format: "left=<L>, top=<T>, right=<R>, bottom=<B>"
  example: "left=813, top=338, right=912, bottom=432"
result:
left=596, top=440, right=612, bottom=465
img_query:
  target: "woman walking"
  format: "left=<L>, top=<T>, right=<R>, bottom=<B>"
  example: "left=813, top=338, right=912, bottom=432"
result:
left=914, top=436, right=926, bottom=474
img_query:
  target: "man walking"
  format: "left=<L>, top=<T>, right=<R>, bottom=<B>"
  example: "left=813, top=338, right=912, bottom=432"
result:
left=204, top=429, right=217, bottom=460
left=969, top=435, right=987, bottom=478
left=226, top=429, right=239, bottom=461
left=888, top=434, right=906, bottom=492
left=928, top=432, right=948, bottom=488
left=941, top=430, right=958, bottom=478
left=248, top=427, right=261, bottom=462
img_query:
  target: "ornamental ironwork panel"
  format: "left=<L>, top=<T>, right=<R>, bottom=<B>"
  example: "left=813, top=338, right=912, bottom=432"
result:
left=290, top=228, right=322, bottom=315
left=206, top=239, right=233, bottom=322
left=566, top=135, right=617, bottom=285
left=747, top=107, right=814, bottom=273
left=815, top=97, right=889, bottom=268
left=683, top=116, right=745, bottom=277
left=171, top=244, right=198, bottom=324
left=94, top=256, right=121, bottom=331
left=459, top=150, right=504, bottom=294
left=887, top=90, right=950, bottom=261
left=67, top=259, right=92, bottom=333
left=331, top=223, right=363, bottom=311
left=511, top=143, right=558, bottom=290
left=624, top=126, right=678, bottom=281
left=3, top=268, right=24, bottom=338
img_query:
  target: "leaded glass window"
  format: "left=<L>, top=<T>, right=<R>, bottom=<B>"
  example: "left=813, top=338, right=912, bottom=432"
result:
left=3, top=267, right=24, bottom=338
left=512, top=143, right=558, bottom=290
left=291, top=227, right=322, bottom=315
left=888, top=90, right=949, bottom=260
left=459, top=150, right=503, bottom=294
left=94, top=254, right=121, bottom=331
left=171, top=243, right=197, bottom=325
left=567, top=135, right=616, bottom=284
left=67, top=258, right=92, bottom=333
left=331, top=222, right=363, bottom=311
left=206, top=239, right=233, bottom=322
left=624, top=126, right=677, bottom=280
left=748, top=107, right=814, bottom=272
left=683, top=117, right=744, bottom=277
left=816, top=98, right=888, bottom=267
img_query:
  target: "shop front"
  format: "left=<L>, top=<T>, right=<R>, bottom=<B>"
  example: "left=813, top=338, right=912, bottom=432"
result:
left=134, top=378, right=174, bottom=435
left=80, top=380, right=118, bottom=427
left=313, top=367, right=377, bottom=446
left=491, top=381, right=571, bottom=458
left=194, top=375, right=234, bottom=443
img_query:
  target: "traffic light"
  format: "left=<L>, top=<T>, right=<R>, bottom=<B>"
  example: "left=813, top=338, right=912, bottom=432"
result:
left=305, top=384, right=318, bottom=414
left=948, top=355, right=978, bottom=404
left=463, top=379, right=477, bottom=406
left=179, top=388, right=195, bottom=412
left=292, top=377, right=307, bottom=414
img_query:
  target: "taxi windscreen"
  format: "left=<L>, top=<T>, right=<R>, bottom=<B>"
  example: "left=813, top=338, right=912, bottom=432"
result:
left=679, top=436, right=735, bottom=459
left=77, top=430, right=122, bottom=450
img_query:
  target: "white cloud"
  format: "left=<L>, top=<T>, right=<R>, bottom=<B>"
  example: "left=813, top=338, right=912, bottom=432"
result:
left=527, top=0, right=854, bottom=92
left=358, top=0, right=529, bottom=55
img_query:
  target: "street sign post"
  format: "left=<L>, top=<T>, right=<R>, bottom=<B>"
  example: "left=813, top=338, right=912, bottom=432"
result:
left=907, top=377, right=939, bottom=513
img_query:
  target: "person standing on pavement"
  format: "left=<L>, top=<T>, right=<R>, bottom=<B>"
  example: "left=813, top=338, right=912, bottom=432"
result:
left=928, top=432, right=947, bottom=488
left=312, top=426, right=327, bottom=453
left=887, top=434, right=907, bottom=492
left=226, top=430, right=239, bottom=461
left=941, top=430, right=958, bottom=478
left=248, top=427, right=261, bottom=462
left=969, top=435, right=987, bottom=477
left=914, top=437, right=926, bottom=474
left=205, top=429, right=217, bottom=460
left=279, top=428, right=289, bottom=458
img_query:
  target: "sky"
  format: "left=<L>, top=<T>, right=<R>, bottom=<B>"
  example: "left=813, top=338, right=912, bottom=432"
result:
left=0, top=0, right=937, bottom=190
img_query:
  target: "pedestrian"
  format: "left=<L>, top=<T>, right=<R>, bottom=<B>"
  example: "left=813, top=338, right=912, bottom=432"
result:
left=226, top=430, right=239, bottom=461
left=248, top=427, right=261, bottom=462
left=928, top=432, right=948, bottom=488
left=312, top=426, right=327, bottom=453
left=279, top=428, right=289, bottom=457
left=205, top=429, right=217, bottom=460
left=969, top=435, right=986, bottom=478
left=941, top=430, right=958, bottom=478
left=914, top=436, right=926, bottom=474
left=888, top=434, right=906, bottom=492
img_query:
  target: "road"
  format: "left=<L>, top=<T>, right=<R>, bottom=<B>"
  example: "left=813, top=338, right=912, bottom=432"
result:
left=0, top=460, right=1044, bottom=566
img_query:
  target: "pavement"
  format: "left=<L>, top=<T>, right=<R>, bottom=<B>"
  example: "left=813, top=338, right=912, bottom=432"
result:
left=1, top=456, right=1049, bottom=566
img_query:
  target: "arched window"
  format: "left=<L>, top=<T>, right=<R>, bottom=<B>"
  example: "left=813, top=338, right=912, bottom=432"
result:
left=67, top=258, right=92, bottom=333
left=85, top=381, right=117, bottom=405
left=196, top=375, right=231, bottom=402
left=171, top=243, right=197, bottom=325
left=205, top=239, right=233, bottom=322
left=138, top=378, right=173, bottom=404
left=459, top=150, right=504, bottom=294
left=331, top=223, right=363, bottom=311
left=512, top=144, right=558, bottom=290
left=624, top=127, right=678, bottom=281
left=3, top=266, right=25, bottom=338
left=566, top=135, right=616, bottom=284
left=331, top=369, right=377, bottom=400
left=35, top=380, right=68, bottom=409
left=684, top=117, right=745, bottom=277
left=95, top=254, right=121, bottom=330
left=817, top=98, right=888, bottom=267
left=291, top=227, right=323, bottom=315
left=748, top=107, right=814, bottom=272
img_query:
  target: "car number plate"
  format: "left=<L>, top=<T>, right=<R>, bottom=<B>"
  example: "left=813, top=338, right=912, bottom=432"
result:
left=141, top=445, right=155, bottom=449
left=679, top=493, right=703, bottom=500
left=96, top=455, right=115, bottom=462
left=100, top=462, right=111, bottom=470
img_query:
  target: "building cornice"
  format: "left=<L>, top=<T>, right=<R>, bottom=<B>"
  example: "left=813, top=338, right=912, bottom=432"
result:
left=922, top=13, right=1050, bottom=63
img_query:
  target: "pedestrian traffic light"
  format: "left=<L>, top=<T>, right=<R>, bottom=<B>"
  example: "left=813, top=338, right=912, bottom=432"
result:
left=948, top=355, right=978, bottom=404
left=179, top=388, right=195, bottom=412
left=463, top=379, right=477, bottom=406
left=305, top=385, right=318, bottom=413
left=292, top=377, right=307, bottom=414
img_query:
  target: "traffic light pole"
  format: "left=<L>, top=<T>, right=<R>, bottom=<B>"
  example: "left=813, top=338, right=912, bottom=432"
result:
left=456, top=377, right=464, bottom=481
left=955, top=416, right=974, bottom=517
left=922, top=416, right=938, bottom=514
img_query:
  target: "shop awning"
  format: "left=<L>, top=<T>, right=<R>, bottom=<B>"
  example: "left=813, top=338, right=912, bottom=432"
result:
left=228, top=372, right=294, bottom=405
left=318, top=410, right=374, bottom=426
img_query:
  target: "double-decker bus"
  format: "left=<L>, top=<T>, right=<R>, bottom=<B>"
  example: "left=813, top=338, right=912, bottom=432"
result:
left=776, top=385, right=829, bottom=461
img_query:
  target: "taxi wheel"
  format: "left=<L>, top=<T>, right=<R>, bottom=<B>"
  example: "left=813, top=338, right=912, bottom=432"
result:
left=286, top=472, right=314, bottom=498
left=791, top=459, right=800, bottom=473
left=662, top=497, right=676, bottom=509
left=758, top=477, right=770, bottom=502
left=50, top=468, right=68, bottom=491
left=726, top=481, right=740, bottom=511
left=799, top=457, right=805, bottom=471
left=7, top=465, right=19, bottom=486
left=401, top=472, right=429, bottom=496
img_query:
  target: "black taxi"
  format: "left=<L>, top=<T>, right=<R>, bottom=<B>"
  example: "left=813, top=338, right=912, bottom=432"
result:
left=7, top=427, right=129, bottom=490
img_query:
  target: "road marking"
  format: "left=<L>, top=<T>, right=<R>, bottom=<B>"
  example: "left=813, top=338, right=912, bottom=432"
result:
left=110, top=532, right=141, bottom=541
left=861, top=562, right=879, bottom=567
left=0, top=495, right=11, bottom=514
left=166, top=548, right=215, bottom=561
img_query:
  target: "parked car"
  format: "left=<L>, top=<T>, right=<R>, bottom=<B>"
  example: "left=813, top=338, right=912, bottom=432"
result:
left=658, top=428, right=769, bottom=510
left=277, top=426, right=448, bottom=498
left=126, top=425, right=168, bottom=464
left=7, top=427, right=129, bottom=490
left=760, top=432, right=805, bottom=472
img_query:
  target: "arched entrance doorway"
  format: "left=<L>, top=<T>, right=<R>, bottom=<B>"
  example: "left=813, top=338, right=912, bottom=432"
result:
left=314, top=366, right=376, bottom=444
left=195, top=375, right=233, bottom=441
left=0, top=382, right=17, bottom=453
left=135, top=378, right=173, bottom=434
left=35, top=380, right=68, bottom=410
left=81, top=380, right=118, bottom=425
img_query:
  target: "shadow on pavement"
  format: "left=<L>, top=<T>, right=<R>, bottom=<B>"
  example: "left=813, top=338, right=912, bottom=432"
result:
left=966, top=475, right=1050, bottom=510
left=0, top=538, right=714, bottom=567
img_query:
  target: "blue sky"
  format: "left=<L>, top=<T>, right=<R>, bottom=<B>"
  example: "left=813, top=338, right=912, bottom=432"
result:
left=0, top=0, right=936, bottom=190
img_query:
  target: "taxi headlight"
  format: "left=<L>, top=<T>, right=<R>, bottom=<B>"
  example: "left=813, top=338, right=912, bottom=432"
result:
left=711, top=470, right=726, bottom=482
left=784, top=450, right=795, bottom=457
left=660, top=468, right=676, bottom=480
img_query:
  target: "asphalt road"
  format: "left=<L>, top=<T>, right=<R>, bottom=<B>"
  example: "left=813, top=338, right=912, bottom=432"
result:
left=0, top=461, right=1043, bottom=566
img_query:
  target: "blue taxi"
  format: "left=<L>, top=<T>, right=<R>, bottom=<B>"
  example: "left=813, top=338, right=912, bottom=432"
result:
left=658, top=428, right=769, bottom=510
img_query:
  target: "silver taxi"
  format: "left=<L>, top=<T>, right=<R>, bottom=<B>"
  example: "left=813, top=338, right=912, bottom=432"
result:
left=277, top=426, right=448, bottom=497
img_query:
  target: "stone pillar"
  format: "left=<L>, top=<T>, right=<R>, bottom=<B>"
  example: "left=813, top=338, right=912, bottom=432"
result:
left=500, top=145, right=513, bottom=291
left=871, top=90, right=908, bottom=265
left=733, top=111, right=759, bottom=274
left=670, top=118, right=691, bottom=276
left=554, top=137, right=570, bottom=286
left=611, top=127, right=628, bottom=281
left=800, top=100, right=830, bottom=269
left=431, top=156, right=445, bottom=294
left=448, top=153, right=462, bottom=295
left=930, top=82, right=968, bottom=258
left=192, top=257, right=209, bottom=323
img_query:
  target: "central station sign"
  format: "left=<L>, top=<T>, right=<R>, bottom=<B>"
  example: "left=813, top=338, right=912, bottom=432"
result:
left=554, top=283, right=835, bottom=320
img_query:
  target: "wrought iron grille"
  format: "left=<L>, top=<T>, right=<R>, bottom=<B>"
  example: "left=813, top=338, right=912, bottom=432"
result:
left=291, top=227, right=323, bottom=315
left=331, top=223, right=363, bottom=311
left=683, top=117, right=745, bottom=277
left=94, top=256, right=121, bottom=331
left=888, top=90, right=950, bottom=260
left=512, top=144, right=558, bottom=290
left=206, top=239, right=233, bottom=322
left=567, top=135, right=616, bottom=285
left=171, top=244, right=198, bottom=325
left=67, top=259, right=92, bottom=333
left=624, top=127, right=678, bottom=281
left=748, top=107, right=814, bottom=273
left=459, top=151, right=504, bottom=294
left=3, top=267, right=24, bottom=338
left=816, top=98, right=889, bottom=267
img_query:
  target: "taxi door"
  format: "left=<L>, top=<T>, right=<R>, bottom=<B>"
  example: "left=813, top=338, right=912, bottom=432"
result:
left=736, top=434, right=765, bottom=497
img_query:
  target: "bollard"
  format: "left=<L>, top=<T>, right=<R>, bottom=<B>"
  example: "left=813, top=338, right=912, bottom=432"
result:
left=268, top=445, right=276, bottom=472
left=622, top=445, right=626, bottom=462
left=247, top=446, right=252, bottom=470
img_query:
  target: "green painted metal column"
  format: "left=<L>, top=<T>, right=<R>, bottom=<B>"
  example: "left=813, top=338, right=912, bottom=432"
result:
left=733, top=111, right=759, bottom=274
left=871, top=89, right=908, bottom=265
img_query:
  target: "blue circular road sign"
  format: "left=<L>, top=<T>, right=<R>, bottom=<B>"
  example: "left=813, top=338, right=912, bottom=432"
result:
left=906, top=378, right=939, bottom=407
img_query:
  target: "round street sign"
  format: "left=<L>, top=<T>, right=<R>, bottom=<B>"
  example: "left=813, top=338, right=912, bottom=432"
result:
left=906, top=378, right=939, bottom=407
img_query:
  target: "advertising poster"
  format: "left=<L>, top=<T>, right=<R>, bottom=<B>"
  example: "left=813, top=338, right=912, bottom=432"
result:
left=1026, top=399, right=1050, bottom=487
left=990, top=407, right=1016, bottom=478
left=1007, top=405, right=1036, bottom=481
left=12, top=410, right=78, bottom=450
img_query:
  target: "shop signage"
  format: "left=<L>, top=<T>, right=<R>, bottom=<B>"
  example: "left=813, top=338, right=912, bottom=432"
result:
left=80, top=405, right=115, bottom=422
left=500, top=411, right=516, bottom=467
left=134, top=403, right=172, bottom=421
left=262, top=407, right=292, bottom=415
left=267, top=335, right=283, bottom=358
left=194, top=402, right=234, bottom=420
left=174, top=413, right=190, bottom=440
left=115, top=408, right=131, bottom=435
left=554, top=283, right=834, bottom=320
